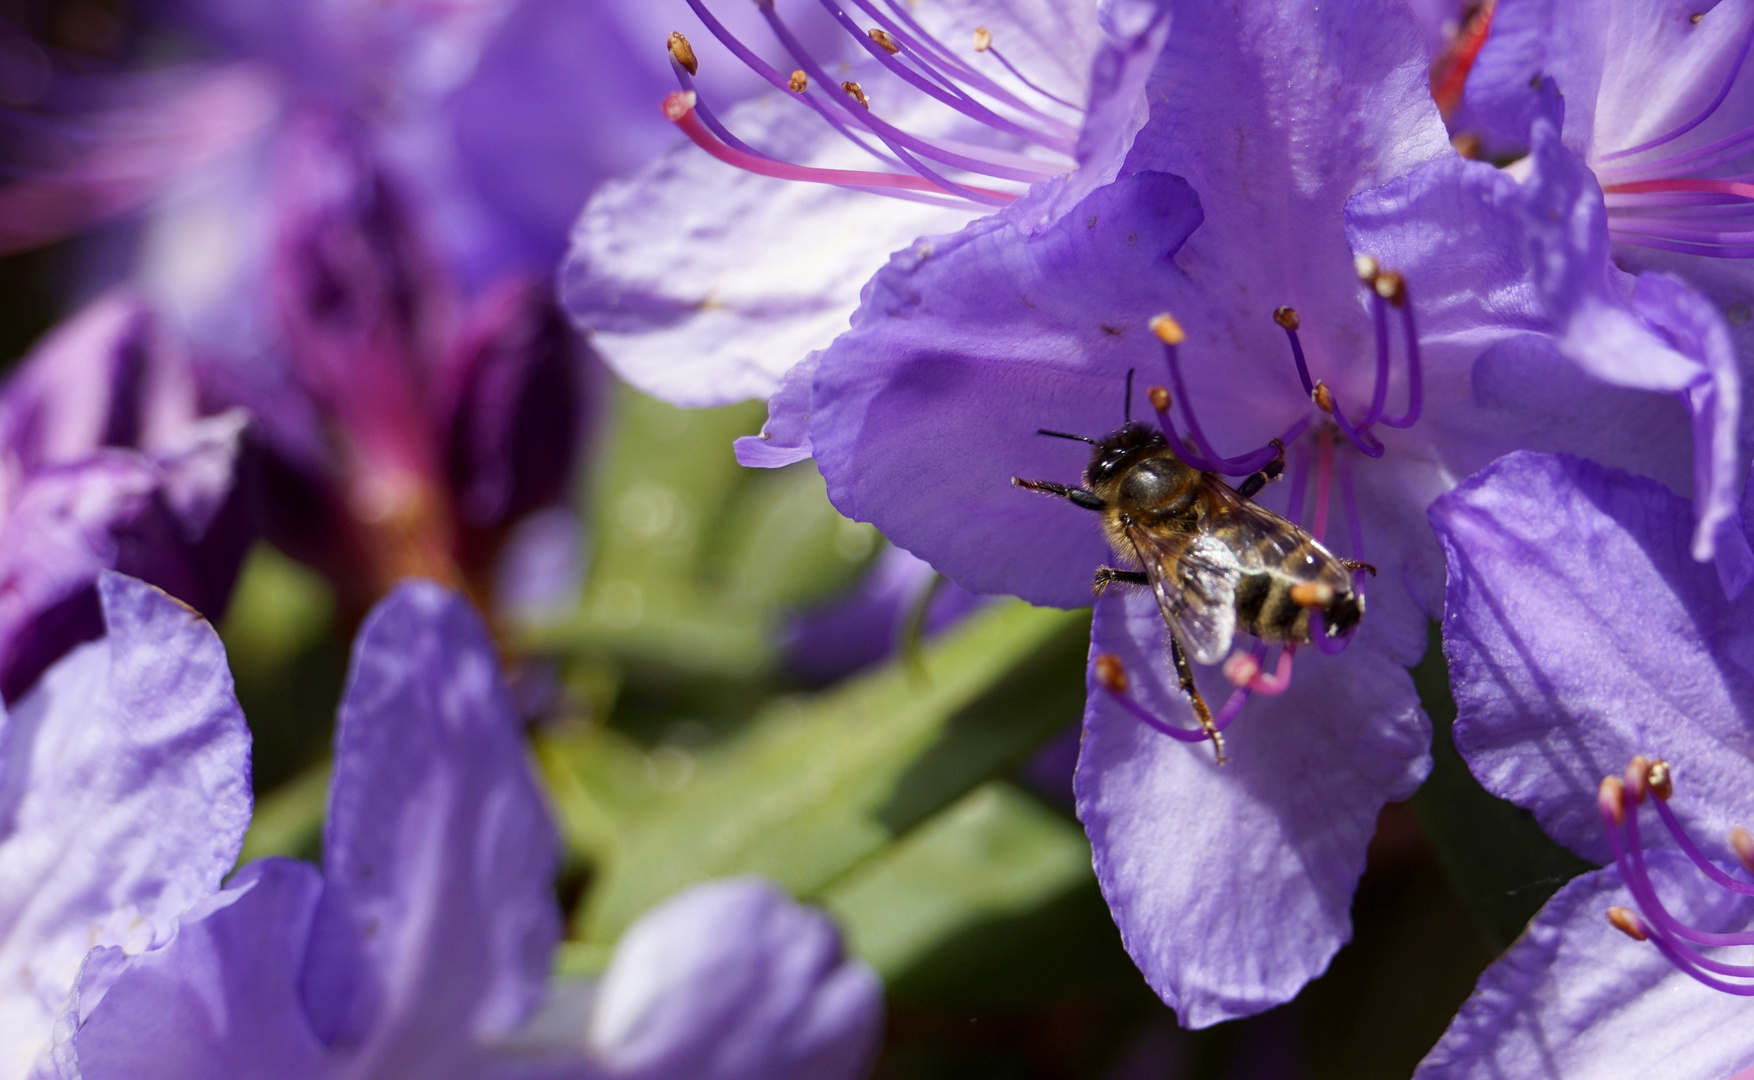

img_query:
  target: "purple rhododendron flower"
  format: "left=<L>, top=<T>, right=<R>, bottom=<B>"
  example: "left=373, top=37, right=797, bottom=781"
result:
left=1414, top=451, right=1754, bottom=1076
left=0, top=293, right=255, bottom=698
left=577, top=0, right=1750, bottom=1027
left=0, top=571, right=251, bottom=1079
left=55, top=579, right=560, bottom=1077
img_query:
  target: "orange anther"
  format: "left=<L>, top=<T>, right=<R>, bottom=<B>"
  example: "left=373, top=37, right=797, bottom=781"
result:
left=1094, top=653, right=1128, bottom=693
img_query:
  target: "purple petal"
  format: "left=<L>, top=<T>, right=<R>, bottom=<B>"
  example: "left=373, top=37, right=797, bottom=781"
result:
left=1075, top=588, right=1429, bottom=1027
left=1460, top=0, right=1754, bottom=160
left=810, top=170, right=1202, bottom=608
left=0, top=456, right=201, bottom=701
left=1433, top=451, right=1754, bottom=863
left=783, top=544, right=984, bottom=684
left=0, top=293, right=156, bottom=469
left=301, top=580, right=560, bottom=1058
left=584, top=878, right=883, bottom=1080
left=68, top=859, right=328, bottom=1080
left=733, top=355, right=817, bottom=470
left=0, top=572, right=251, bottom=1072
left=1416, top=852, right=1754, bottom=1079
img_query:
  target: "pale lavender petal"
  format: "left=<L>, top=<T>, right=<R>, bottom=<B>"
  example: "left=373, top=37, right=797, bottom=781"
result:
left=1416, top=852, right=1754, bottom=1079
left=1075, top=587, right=1429, bottom=1027
left=301, top=581, right=560, bottom=1061
left=68, top=859, right=328, bottom=1080
left=1433, top=452, right=1754, bottom=863
left=0, top=572, right=251, bottom=1078
left=584, top=878, right=883, bottom=1080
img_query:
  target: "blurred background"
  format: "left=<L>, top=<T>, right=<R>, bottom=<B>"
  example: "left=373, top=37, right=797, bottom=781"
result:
left=0, top=0, right=1589, bottom=1076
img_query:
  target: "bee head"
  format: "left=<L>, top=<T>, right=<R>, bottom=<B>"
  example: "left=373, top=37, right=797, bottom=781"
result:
left=1085, top=422, right=1168, bottom=486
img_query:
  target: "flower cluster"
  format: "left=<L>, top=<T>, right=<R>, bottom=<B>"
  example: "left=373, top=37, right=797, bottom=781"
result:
left=565, top=0, right=1754, bottom=1051
left=7, top=0, right=1754, bottom=1072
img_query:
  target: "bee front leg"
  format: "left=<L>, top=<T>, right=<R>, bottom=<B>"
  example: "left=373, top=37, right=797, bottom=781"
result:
left=1236, top=439, right=1286, bottom=500
left=1169, top=633, right=1227, bottom=765
left=1092, top=567, right=1149, bottom=596
left=1013, top=477, right=1107, bottom=511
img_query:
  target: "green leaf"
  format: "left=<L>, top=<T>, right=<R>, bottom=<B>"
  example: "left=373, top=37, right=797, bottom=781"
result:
left=238, top=759, right=330, bottom=864
left=823, top=781, right=1092, bottom=980
left=577, top=599, right=1089, bottom=941
left=1409, top=621, right=1595, bottom=950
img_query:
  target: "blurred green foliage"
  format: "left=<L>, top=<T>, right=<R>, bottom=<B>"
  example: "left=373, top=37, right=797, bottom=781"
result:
left=217, top=384, right=1595, bottom=1080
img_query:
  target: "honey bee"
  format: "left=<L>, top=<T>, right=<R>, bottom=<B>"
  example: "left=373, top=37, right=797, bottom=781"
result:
left=1013, top=392, right=1369, bottom=760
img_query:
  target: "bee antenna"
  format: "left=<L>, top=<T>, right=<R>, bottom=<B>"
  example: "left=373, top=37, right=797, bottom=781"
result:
left=1037, top=429, right=1096, bottom=444
left=1124, top=368, right=1136, bottom=423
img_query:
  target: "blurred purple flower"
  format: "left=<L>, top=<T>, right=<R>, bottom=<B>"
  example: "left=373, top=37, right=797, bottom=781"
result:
left=212, top=119, right=594, bottom=611
left=56, top=579, right=558, bottom=1078
left=0, top=292, right=255, bottom=699
left=785, top=545, right=983, bottom=685
left=588, top=0, right=1748, bottom=1028
left=519, top=878, right=883, bottom=1080
left=0, top=571, right=251, bottom=1079
left=54, top=582, right=883, bottom=1080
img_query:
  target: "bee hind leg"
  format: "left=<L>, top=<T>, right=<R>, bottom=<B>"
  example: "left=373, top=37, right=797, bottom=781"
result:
left=1342, top=558, right=1377, bottom=577
left=1236, top=439, right=1286, bottom=500
left=1092, top=567, right=1149, bottom=596
left=1169, top=634, right=1227, bottom=765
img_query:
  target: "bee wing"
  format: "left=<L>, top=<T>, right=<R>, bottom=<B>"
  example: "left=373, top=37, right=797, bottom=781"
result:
left=1124, top=523, right=1242, bottom=665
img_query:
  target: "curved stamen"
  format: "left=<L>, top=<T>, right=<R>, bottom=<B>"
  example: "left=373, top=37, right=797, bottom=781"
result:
left=1376, top=278, right=1423, bottom=428
left=812, top=0, right=1074, bottom=153
left=1311, top=423, right=1334, bottom=542
left=1650, top=795, right=1754, bottom=897
left=1598, top=14, right=1754, bottom=162
left=663, top=92, right=1018, bottom=202
left=679, top=0, right=906, bottom=170
left=755, top=1, right=1061, bottom=185
left=1150, top=315, right=1285, bottom=476
left=977, top=35, right=1082, bottom=111
left=867, top=0, right=1077, bottom=130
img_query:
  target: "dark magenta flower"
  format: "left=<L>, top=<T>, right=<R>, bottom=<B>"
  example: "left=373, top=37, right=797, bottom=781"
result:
left=0, top=293, right=256, bottom=699
left=0, top=572, right=252, bottom=1080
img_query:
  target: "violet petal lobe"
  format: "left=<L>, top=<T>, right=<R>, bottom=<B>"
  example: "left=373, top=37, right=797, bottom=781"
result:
left=1415, top=852, right=1754, bottom=1080
left=1433, top=451, right=1754, bottom=865
left=300, top=579, right=560, bottom=1062
left=584, top=878, right=883, bottom=1080
left=733, top=354, right=818, bottom=470
left=0, top=455, right=206, bottom=702
left=0, top=571, right=251, bottom=1080
left=809, top=169, right=1202, bottom=608
left=67, top=859, right=329, bottom=1080
left=1075, top=588, right=1429, bottom=1028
